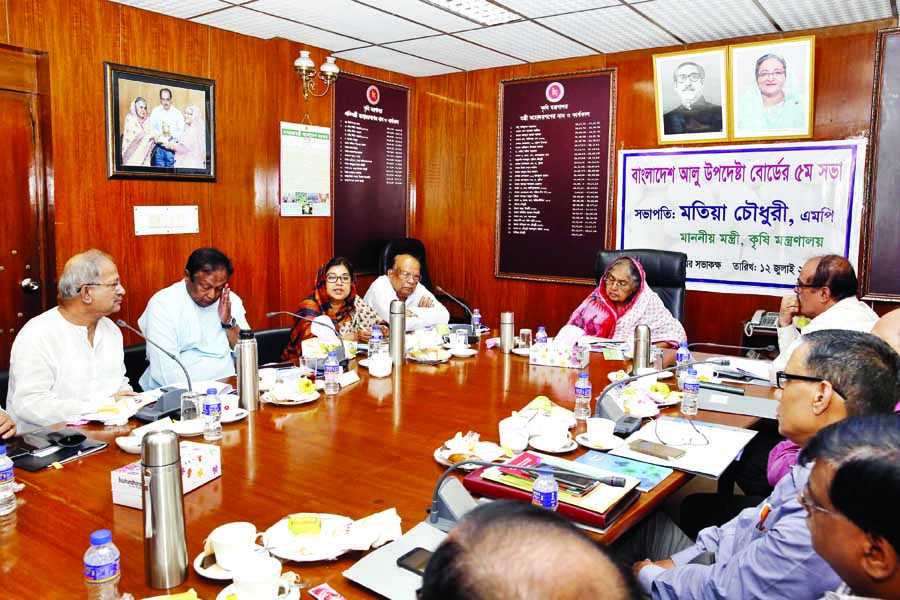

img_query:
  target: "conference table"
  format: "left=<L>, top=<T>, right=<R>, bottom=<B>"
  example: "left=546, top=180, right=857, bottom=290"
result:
left=5, top=343, right=767, bottom=599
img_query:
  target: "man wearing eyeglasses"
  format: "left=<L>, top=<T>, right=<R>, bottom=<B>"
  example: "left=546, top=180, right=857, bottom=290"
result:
left=364, top=253, right=449, bottom=332
left=138, top=247, right=249, bottom=390
left=773, top=255, right=877, bottom=372
left=662, top=62, right=723, bottom=135
left=7, top=249, right=133, bottom=433
left=627, top=329, right=899, bottom=600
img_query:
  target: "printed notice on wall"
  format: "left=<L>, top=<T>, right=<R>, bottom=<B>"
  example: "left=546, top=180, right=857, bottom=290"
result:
left=496, top=71, right=616, bottom=283
left=280, top=122, right=331, bottom=217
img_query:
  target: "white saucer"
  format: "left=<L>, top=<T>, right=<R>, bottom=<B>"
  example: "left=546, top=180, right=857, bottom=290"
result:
left=193, top=551, right=233, bottom=581
left=657, top=371, right=674, bottom=380
left=511, top=347, right=530, bottom=357
left=170, top=419, right=205, bottom=437
left=450, top=348, right=477, bottom=358
left=222, top=408, right=249, bottom=424
left=114, top=436, right=142, bottom=454
left=575, top=432, right=624, bottom=451
left=529, top=436, right=577, bottom=453
left=358, top=359, right=369, bottom=369
left=217, top=583, right=300, bottom=600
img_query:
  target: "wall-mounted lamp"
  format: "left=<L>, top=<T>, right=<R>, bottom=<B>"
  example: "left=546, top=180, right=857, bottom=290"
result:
left=294, top=50, right=340, bottom=101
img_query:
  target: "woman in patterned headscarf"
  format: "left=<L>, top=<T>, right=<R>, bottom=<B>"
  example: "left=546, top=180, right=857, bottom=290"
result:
left=281, top=257, right=381, bottom=363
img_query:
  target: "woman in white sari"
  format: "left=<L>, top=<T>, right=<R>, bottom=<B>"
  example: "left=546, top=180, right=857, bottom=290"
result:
left=120, top=97, right=156, bottom=166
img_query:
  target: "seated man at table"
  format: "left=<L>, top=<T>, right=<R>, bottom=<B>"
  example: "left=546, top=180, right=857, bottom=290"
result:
left=6, top=249, right=132, bottom=433
left=138, top=247, right=249, bottom=389
left=364, top=253, right=449, bottom=332
left=419, top=500, right=638, bottom=600
left=801, top=415, right=900, bottom=600
left=623, top=329, right=900, bottom=600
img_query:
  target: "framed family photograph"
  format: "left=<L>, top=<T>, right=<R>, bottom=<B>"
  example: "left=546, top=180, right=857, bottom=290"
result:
left=104, top=62, right=216, bottom=180
left=653, top=47, right=729, bottom=145
left=729, top=36, right=815, bottom=141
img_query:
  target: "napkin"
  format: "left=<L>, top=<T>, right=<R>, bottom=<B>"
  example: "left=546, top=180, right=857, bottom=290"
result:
left=312, top=315, right=340, bottom=345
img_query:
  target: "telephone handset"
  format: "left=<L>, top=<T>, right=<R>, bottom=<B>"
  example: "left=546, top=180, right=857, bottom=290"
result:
left=745, top=310, right=779, bottom=336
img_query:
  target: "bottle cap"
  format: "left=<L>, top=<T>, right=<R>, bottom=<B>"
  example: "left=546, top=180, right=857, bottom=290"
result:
left=538, top=467, right=553, bottom=477
left=238, top=329, right=255, bottom=339
left=206, top=388, right=218, bottom=394
left=578, top=371, right=589, bottom=378
left=687, top=368, right=697, bottom=375
left=0, top=445, right=6, bottom=456
left=90, top=529, right=113, bottom=546
left=679, top=341, right=687, bottom=348
left=142, top=430, right=181, bottom=467
left=327, top=351, right=336, bottom=357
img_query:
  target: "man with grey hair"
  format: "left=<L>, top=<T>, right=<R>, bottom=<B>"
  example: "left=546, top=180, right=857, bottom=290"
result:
left=662, top=61, right=723, bottom=135
left=6, top=249, right=132, bottom=433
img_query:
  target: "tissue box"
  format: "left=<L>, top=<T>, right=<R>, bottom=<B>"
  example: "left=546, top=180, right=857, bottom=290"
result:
left=300, top=338, right=357, bottom=359
left=529, top=343, right=589, bottom=369
left=111, top=441, right=221, bottom=509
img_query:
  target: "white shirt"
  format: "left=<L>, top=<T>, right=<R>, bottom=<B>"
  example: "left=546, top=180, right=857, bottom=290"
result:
left=774, top=297, right=878, bottom=370
left=6, top=308, right=131, bottom=434
left=363, top=275, right=449, bottom=331
left=138, top=281, right=249, bottom=390
left=150, top=105, right=184, bottom=141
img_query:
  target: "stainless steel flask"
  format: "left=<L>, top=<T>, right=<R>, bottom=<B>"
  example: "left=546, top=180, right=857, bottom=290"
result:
left=633, top=324, right=651, bottom=373
left=500, top=312, right=515, bottom=353
left=389, top=300, right=406, bottom=366
left=142, top=430, right=188, bottom=589
left=236, top=329, right=259, bottom=411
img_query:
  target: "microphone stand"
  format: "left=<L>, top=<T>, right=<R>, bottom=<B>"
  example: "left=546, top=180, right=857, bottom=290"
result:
left=435, top=286, right=477, bottom=342
left=686, top=342, right=775, bottom=382
left=266, top=311, right=348, bottom=365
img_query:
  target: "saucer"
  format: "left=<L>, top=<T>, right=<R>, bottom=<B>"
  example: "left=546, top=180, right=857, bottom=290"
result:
left=450, top=348, right=477, bottom=358
left=217, top=583, right=300, bottom=600
left=575, top=432, right=624, bottom=451
left=170, top=419, right=205, bottom=437
left=529, top=436, right=577, bottom=454
left=358, top=359, right=369, bottom=369
left=114, top=436, right=142, bottom=454
left=222, top=408, right=249, bottom=424
left=193, top=550, right=233, bottom=581
left=511, top=347, right=530, bottom=357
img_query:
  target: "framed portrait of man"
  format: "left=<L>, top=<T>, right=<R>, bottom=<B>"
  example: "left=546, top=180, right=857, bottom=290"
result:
left=104, top=62, right=216, bottom=180
left=729, top=36, right=815, bottom=141
left=653, top=47, right=729, bottom=145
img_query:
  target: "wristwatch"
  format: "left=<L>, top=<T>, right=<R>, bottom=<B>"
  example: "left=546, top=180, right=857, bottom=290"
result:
left=221, top=317, right=237, bottom=330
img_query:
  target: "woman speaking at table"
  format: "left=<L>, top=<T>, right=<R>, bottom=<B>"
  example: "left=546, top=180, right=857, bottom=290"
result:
left=566, top=256, right=686, bottom=347
left=281, top=257, right=381, bottom=363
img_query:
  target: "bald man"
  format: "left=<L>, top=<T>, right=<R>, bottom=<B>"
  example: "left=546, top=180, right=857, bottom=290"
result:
left=419, top=500, right=638, bottom=599
left=872, top=307, right=900, bottom=356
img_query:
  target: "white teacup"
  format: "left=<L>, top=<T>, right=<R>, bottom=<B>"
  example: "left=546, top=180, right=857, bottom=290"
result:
left=499, top=415, right=529, bottom=454
left=586, top=417, right=616, bottom=446
left=208, top=522, right=264, bottom=572
left=259, top=368, right=277, bottom=391
left=232, top=553, right=292, bottom=600
left=534, top=418, right=570, bottom=451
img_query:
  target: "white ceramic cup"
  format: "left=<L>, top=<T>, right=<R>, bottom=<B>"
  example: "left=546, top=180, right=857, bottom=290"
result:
left=586, top=417, right=615, bottom=445
left=536, top=418, right=570, bottom=450
left=232, top=553, right=291, bottom=600
left=208, top=522, right=264, bottom=572
left=259, top=368, right=277, bottom=391
left=498, top=415, right=529, bottom=454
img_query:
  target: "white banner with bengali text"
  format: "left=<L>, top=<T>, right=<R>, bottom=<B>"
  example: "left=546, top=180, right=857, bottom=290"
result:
left=616, top=140, right=866, bottom=296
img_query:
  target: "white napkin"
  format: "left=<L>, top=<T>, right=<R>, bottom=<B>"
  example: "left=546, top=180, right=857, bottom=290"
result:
left=551, top=324, right=584, bottom=350
left=312, top=315, right=341, bottom=345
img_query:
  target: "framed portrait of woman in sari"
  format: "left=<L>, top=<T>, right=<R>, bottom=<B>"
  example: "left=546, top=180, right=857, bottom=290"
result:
left=104, top=62, right=216, bottom=180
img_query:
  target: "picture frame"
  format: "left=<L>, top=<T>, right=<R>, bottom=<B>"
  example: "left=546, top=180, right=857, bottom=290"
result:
left=729, top=36, right=815, bottom=141
left=104, top=62, right=216, bottom=180
left=653, top=47, right=729, bottom=145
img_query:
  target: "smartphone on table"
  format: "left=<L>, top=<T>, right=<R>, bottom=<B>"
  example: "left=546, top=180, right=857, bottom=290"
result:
left=397, top=547, right=433, bottom=577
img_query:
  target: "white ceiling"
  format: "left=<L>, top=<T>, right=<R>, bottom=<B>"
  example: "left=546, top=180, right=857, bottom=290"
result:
left=111, top=0, right=898, bottom=77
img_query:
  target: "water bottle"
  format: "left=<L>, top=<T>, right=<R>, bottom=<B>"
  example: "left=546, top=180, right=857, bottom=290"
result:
left=531, top=468, right=558, bottom=511
left=535, top=326, right=548, bottom=344
left=0, top=445, right=16, bottom=516
left=574, top=372, right=592, bottom=433
left=369, top=325, right=383, bottom=356
left=202, top=387, right=223, bottom=441
left=675, top=342, right=692, bottom=378
left=471, top=309, right=482, bottom=336
left=324, top=351, right=341, bottom=395
left=84, top=529, right=121, bottom=600
left=681, top=368, right=700, bottom=416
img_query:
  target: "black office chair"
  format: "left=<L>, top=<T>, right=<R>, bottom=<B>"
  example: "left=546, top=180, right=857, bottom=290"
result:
left=255, top=327, right=292, bottom=366
left=0, top=370, right=8, bottom=411
left=595, top=249, right=687, bottom=323
left=378, top=238, right=472, bottom=324
left=123, top=343, right=149, bottom=393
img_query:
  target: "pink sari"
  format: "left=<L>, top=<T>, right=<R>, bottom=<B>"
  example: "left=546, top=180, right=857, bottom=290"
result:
left=567, top=257, right=686, bottom=346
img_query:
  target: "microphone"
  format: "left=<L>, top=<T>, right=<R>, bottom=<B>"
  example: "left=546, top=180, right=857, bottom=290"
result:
left=117, top=319, right=193, bottom=422
left=687, top=342, right=776, bottom=353
left=435, top=286, right=477, bottom=340
left=426, top=458, right=627, bottom=532
left=592, top=357, right=730, bottom=419
left=266, top=311, right=347, bottom=363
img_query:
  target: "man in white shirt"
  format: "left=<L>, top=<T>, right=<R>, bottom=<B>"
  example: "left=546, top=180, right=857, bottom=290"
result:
left=364, top=254, right=449, bottom=331
left=773, top=255, right=877, bottom=371
left=149, top=87, right=184, bottom=168
left=6, top=249, right=132, bottom=434
left=138, top=247, right=249, bottom=390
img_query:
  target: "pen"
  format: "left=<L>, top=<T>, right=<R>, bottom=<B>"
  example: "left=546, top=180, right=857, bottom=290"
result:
left=756, top=502, right=772, bottom=531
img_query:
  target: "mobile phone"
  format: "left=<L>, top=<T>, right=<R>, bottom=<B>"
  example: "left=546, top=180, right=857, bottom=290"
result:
left=396, top=547, right=433, bottom=577
left=628, top=439, right=686, bottom=460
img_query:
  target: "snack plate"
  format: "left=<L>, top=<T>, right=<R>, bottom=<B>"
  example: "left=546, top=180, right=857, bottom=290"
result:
left=575, top=432, right=624, bottom=451
left=261, top=391, right=320, bottom=406
left=263, top=513, right=354, bottom=562
left=217, top=584, right=299, bottom=600
left=528, top=436, right=577, bottom=454
left=433, top=442, right=505, bottom=469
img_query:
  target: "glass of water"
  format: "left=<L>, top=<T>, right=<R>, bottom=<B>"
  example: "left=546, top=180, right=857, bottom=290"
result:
left=180, top=391, right=200, bottom=421
left=519, top=328, right=533, bottom=349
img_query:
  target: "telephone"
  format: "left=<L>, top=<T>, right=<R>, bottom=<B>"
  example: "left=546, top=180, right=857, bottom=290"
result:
left=745, top=310, right=779, bottom=336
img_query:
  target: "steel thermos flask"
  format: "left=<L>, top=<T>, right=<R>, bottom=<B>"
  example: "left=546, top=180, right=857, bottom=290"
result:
left=633, top=324, right=651, bottom=372
left=389, top=300, right=406, bottom=366
left=142, top=430, right=188, bottom=589
left=236, top=329, right=259, bottom=411
left=500, top=312, right=515, bottom=353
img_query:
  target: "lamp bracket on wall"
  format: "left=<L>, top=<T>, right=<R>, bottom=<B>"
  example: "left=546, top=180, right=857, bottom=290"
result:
left=294, top=50, right=340, bottom=101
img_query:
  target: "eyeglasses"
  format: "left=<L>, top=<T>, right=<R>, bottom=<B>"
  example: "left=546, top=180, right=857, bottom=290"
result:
left=394, top=271, right=421, bottom=283
left=604, top=275, right=632, bottom=289
left=775, top=371, right=846, bottom=399
left=326, top=274, right=352, bottom=284
left=79, top=281, right=122, bottom=292
left=798, top=483, right=840, bottom=518
left=676, top=72, right=702, bottom=83
left=757, top=70, right=786, bottom=79
left=794, top=278, right=821, bottom=293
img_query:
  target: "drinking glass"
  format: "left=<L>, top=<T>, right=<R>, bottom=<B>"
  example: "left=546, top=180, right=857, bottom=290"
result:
left=180, top=391, right=200, bottom=421
left=519, top=328, right=533, bottom=349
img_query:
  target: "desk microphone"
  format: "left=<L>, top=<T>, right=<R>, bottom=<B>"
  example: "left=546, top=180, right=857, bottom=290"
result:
left=435, top=286, right=477, bottom=339
left=116, top=319, right=193, bottom=422
left=686, top=342, right=776, bottom=353
left=427, top=458, right=626, bottom=532
left=266, top=311, right=347, bottom=363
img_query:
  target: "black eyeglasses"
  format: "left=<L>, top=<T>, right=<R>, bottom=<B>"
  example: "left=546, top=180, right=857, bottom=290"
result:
left=794, top=278, right=821, bottom=293
left=325, top=274, right=352, bottom=284
left=798, top=483, right=840, bottom=518
left=775, top=371, right=846, bottom=399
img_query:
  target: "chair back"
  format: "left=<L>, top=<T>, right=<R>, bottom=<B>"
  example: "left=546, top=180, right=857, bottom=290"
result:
left=123, top=342, right=149, bottom=393
left=255, top=327, right=292, bottom=366
left=377, top=238, right=436, bottom=293
left=595, top=249, right=687, bottom=322
left=0, top=370, right=8, bottom=410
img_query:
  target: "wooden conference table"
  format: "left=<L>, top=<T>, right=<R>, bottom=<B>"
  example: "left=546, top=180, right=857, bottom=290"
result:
left=6, top=345, right=766, bottom=599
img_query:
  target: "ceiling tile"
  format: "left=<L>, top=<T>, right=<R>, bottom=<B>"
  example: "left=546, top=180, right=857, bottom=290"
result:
left=759, top=0, right=893, bottom=31
left=110, top=0, right=229, bottom=19
left=456, top=20, right=597, bottom=62
left=334, top=46, right=462, bottom=77
left=496, top=0, right=619, bottom=19
left=386, top=34, right=525, bottom=70
left=359, top=0, right=479, bottom=32
left=539, top=4, right=680, bottom=53
left=633, top=0, right=776, bottom=43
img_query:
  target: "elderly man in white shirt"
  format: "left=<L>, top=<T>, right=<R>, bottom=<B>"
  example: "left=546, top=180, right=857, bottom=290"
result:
left=773, top=255, right=877, bottom=371
left=6, top=249, right=132, bottom=434
left=138, top=247, right=249, bottom=390
left=364, top=254, right=449, bottom=332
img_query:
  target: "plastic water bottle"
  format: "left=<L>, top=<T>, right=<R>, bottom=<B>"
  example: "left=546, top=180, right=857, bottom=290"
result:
left=202, top=387, right=223, bottom=441
left=531, top=468, right=558, bottom=511
left=574, top=372, right=592, bottom=433
left=324, top=351, right=341, bottom=395
left=471, top=309, right=482, bottom=335
left=84, top=529, right=121, bottom=600
left=535, top=326, right=548, bottom=344
left=369, top=325, right=383, bottom=356
left=681, top=368, right=700, bottom=416
left=0, top=445, right=16, bottom=516
left=675, top=342, right=692, bottom=378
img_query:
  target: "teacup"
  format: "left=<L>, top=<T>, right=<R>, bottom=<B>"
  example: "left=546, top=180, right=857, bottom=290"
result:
left=586, top=417, right=616, bottom=446
left=208, top=522, right=264, bottom=572
left=498, top=415, right=529, bottom=454
left=232, top=553, right=293, bottom=600
left=533, top=418, right=571, bottom=451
